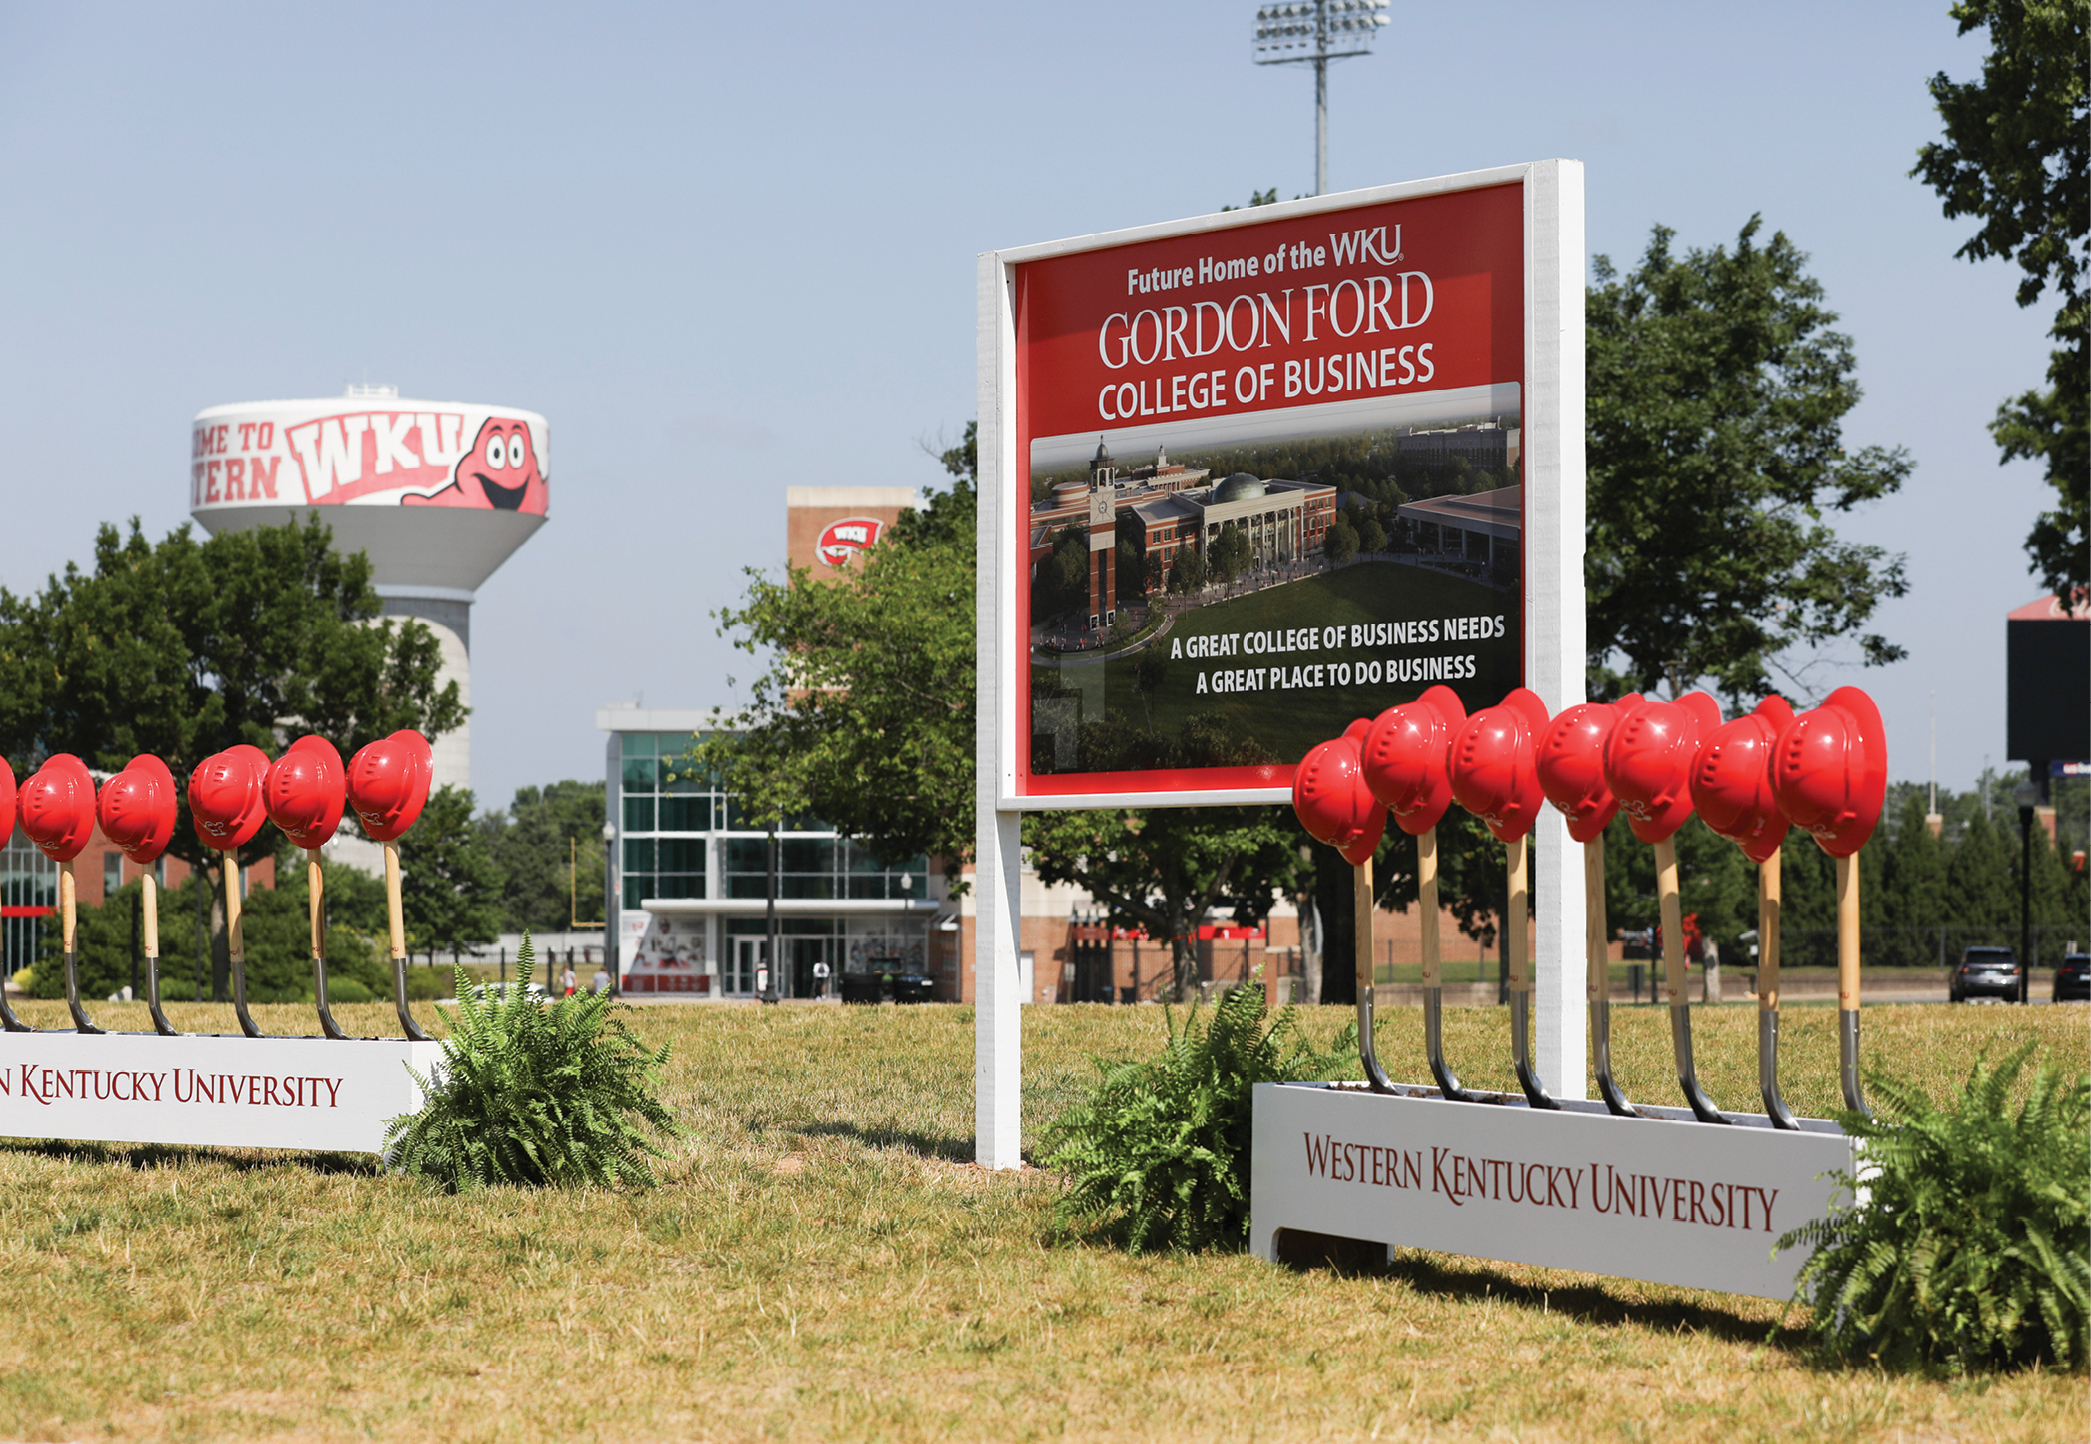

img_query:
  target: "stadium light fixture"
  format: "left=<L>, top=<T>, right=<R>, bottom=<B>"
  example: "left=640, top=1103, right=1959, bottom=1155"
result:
left=1252, top=0, right=1390, bottom=196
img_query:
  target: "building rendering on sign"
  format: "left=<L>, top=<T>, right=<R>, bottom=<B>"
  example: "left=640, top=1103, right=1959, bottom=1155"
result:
left=1028, top=442, right=1339, bottom=629
left=188, top=385, right=551, bottom=797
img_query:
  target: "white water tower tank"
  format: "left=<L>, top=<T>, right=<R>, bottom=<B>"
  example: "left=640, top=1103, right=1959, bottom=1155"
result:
left=188, top=386, right=549, bottom=795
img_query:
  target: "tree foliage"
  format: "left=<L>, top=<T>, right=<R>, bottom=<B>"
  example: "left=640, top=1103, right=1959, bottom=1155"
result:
left=0, top=516, right=462, bottom=998
left=695, top=458, right=976, bottom=878
left=1024, top=806, right=1304, bottom=1000
left=1587, top=219, right=1913, bottom=702
left=1914, top=0, right=2088, bottom=596
left=399, top=784, right=503, bottom=960
left=480, top=779, right=606, bottom=933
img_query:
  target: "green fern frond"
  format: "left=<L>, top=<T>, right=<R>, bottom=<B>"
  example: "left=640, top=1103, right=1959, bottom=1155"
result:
left=384, top=930, right=680, bottom=1192
left=1778, top=1043, right=2088, bottom=1372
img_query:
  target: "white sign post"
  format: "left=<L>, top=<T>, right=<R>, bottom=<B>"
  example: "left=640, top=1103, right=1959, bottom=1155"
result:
left=0, top=1034, right=440, bottom=1155
left=977, top=161, right=1588, bottom=1168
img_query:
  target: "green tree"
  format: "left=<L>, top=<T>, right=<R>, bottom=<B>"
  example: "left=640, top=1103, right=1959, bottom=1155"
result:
left=481, top=780, right=607, bottom=934
left=0, top=516, right=463, bottom=1000
left=1877, top=795, right=1950, bottom=965
left=1209, top=522, right=1253, bottom=583
left=1024, top=807, right=1302, bottom=1000
left=1914, top=0, right=2088, bottom=596
left=1948, top=808, right=2016, bottom=933
left=695, top=449, right=977, bottom=879
left=1357, top=514, right=1387, bottom=555
left=1322, top=512, right=1358, bottom=566
left=1035, top=525, right=1092, bottom=623
left=1586, top=218, right=1913, bottom=702
left=1114, top=531, right=1148, bottom=602
left=1168, top=545, right=1207, bottom=594
left=399, top=785, right=504, bottom=963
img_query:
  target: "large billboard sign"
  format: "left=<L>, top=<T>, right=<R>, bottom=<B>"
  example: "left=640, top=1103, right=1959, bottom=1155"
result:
left=979, top=162, right=1584, bottom=807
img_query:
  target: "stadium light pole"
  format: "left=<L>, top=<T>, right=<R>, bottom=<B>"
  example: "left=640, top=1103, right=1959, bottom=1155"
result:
left=1253, top=0, right=1390, bottom=196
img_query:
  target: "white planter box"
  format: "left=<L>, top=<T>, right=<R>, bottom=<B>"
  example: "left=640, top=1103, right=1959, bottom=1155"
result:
left=1251, top=1082, right=1855, bottom=1299
left=0, top=1033, right=443, bottom=1155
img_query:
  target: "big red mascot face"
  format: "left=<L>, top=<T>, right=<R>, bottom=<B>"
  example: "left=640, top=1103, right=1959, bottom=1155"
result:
left=406, top=417, right=548, bottom=514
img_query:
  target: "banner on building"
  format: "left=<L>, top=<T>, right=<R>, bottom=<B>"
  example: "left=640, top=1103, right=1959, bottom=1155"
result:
left=984, top=163, right=1580, bottom=806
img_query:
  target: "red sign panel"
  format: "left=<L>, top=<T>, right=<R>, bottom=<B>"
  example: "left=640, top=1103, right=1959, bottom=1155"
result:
left=816, top=516, right=886, bottom=568
left=1011, top=182, right=1528, bottom=800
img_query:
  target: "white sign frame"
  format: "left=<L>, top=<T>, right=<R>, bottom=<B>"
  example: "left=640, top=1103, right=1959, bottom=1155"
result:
left=975, top=162, right=1587, bottom=1167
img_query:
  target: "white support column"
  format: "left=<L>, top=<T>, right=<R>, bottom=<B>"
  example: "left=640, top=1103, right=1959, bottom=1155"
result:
left=975, top=249, right=1023, bottom=1167
left=1525, top=159, right=1588, bottom=1099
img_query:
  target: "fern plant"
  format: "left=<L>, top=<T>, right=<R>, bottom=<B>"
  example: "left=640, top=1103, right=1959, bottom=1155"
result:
left=1042, top=981, right=1354, bottom=1253
left=385, top=934, right=678, bottom=1191
left=1780, top=1042, right=2089, bottom=1372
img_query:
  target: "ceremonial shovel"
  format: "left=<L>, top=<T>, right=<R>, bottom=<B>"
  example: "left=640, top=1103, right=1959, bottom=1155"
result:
left=1692, top=697, right=1799, bottom=1128
left=21, top=755, right=101, bottom=1034
left=266, top=737, right=351, bottom=1040
left=97, top=756, right=180, bottom=1036
left=1536, top=696, right=1644, bottom=1117
left=1291, top=725, right=1392, bottom=1091
left=1447, top=687, right=1556, bottom=1110
left=189, top=746, right=274, bottom=1037
left=1604, top=692, right=1728, bottom=1123
left=347, top=730, right=436, bottom=1041
left=1770, top=688, right=1888, bottom=1117
left=1360, top=685, right=1471, bottom=1101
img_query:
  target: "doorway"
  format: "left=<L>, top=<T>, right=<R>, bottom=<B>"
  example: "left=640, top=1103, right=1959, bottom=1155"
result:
left=730, top=937, right=766, bottom=996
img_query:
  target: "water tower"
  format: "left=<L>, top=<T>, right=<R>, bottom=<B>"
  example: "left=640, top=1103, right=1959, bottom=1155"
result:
left=189, top=386, right=549, bottom=794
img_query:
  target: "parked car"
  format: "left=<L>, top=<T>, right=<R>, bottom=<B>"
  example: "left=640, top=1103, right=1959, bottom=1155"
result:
left=1949, top=946, right=2025, bottom=1003
left=2055, top=953, right=2090, bottom=1003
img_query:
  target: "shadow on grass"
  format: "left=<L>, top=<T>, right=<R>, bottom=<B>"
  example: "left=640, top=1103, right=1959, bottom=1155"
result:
left=795, top=1119, right=975, bottom=1163
left=1272, top=1228, right=1798, bottom=1350
left=0, top=1136, right=380, bottom=1176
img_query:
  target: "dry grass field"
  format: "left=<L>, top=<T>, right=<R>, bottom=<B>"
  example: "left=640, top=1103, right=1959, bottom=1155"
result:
left=0, top=994, right=2083, bottom=1443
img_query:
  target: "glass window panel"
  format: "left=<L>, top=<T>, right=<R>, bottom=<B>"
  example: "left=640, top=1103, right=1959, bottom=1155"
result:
left=622, top=756, right=659, bottom=793
left=726, top=875, right=769, bottom=899
left=662, top=764, right=706, bottom=794
left=652, top=874, right=705, bottom=900
left=623, top=795, right=655, bottom=832
left=846, top=841, right=887, bottom=874
left=623, top=733, right=657, bottom=758
left=658, top=796, right=710, bottom=832
left=623, top=838, right=655, bottom=872
left=725, top=918, right=774, bottom=936
left=846, top=875, right=886, bottom=901
left=781, top=838, right=834, bottom=875
left=623, top=875, right=652, bottom=909
left=656, top=838, right=705, bottom=873
left=725, top=838, right=768, bottom=874
left=780, top=874, right=834, bottom=900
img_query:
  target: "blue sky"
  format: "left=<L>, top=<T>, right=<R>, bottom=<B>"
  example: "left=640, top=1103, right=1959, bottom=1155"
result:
left=0, top=2, right=2057, bottom=811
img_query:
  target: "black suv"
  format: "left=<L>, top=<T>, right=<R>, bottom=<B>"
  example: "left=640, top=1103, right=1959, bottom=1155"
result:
left=1950, top=946, right=2025, bottom=1003
left=2055, top=953, right=2090, bottom=1003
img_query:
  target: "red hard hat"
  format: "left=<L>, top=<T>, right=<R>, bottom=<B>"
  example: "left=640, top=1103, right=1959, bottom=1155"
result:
left=1359, top=685, right=1466, bottom=836
left=1692, top=696, right=1794, bottom=864
left=265, top=735, right=347, bottom=850
left=97, top=754, right=178, bottom=864
left=1769, top=687, right=1887, bottom=859
left=21, top=754, right=97, bottom=863
left=1537, top=699, right=1638, bottom=843
left=347, top=729, right=435, bottom=842
left=1449, top=687, right=1550, bottom=844
left=1604, top=692, right=1723, bottom=844
left=189, top=745, right=272, bottom=852
left=0, top=757, right=18, bottom=852
left=1293, top=734, right=1386, bottom=864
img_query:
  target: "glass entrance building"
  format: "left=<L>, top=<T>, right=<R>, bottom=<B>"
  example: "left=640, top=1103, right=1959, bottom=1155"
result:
left=600, top=708, right=941, bottom=999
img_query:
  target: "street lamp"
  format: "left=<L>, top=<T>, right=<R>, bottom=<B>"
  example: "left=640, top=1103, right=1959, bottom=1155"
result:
left=601, top=821, right=617, bottom=995
left=2015, top=777, right=2037, bottom=1005
left=1252, top=0, right=1390, bottom=197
